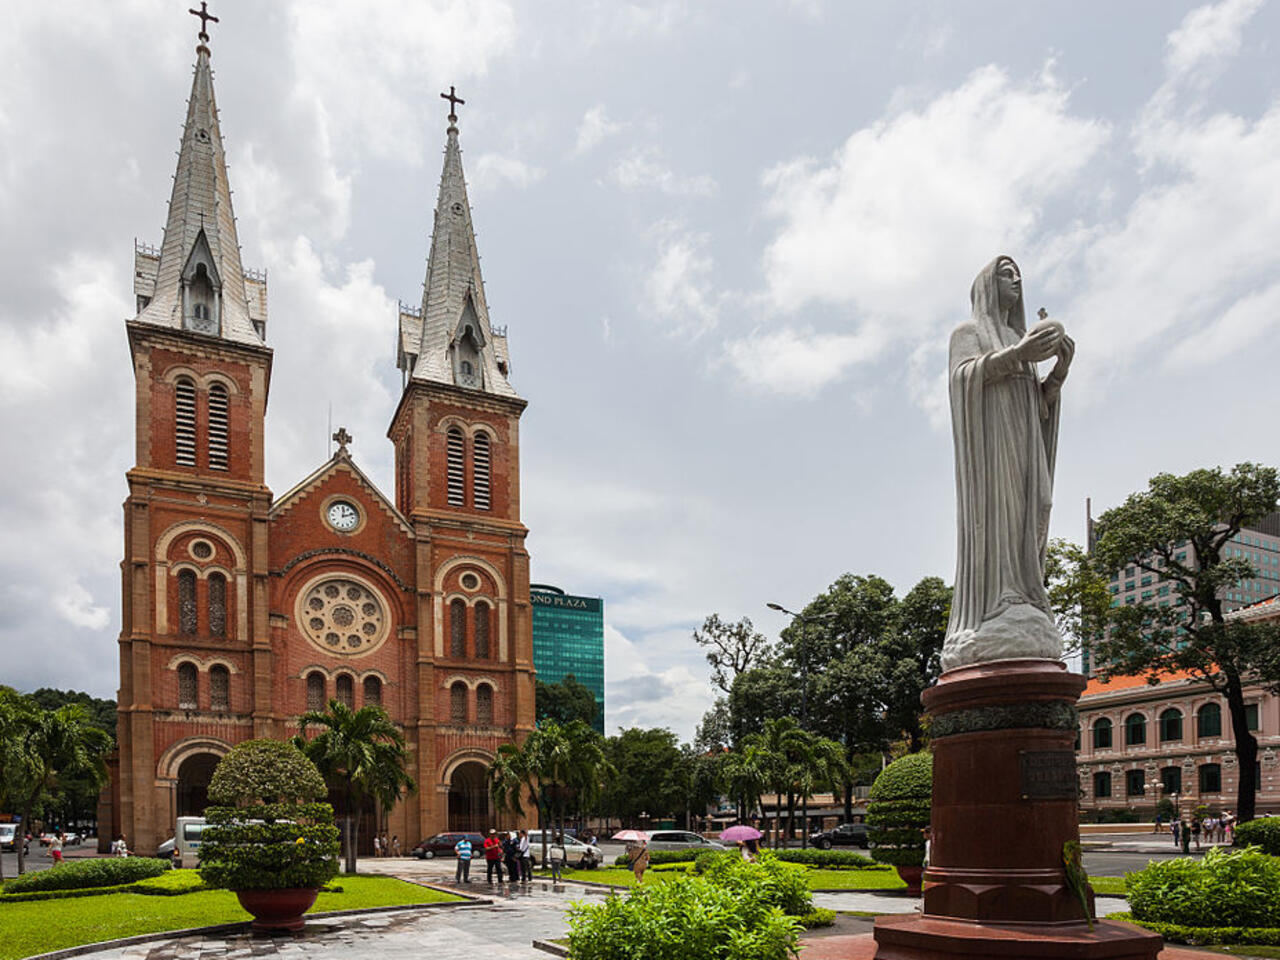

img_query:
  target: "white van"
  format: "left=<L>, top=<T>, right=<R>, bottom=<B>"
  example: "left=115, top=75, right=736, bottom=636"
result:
left=175, top=816, right=207, bottom=868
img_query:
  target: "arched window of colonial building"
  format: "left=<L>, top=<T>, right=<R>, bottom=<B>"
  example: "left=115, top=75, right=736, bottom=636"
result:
left=1125, top=769, right=1145, bottom=797
left=178, top=569, right=198, bottom=635
left=446, top=428, right=465, bottom=506
left=177, top=662, right=198, bottom=710
left=1199, top=763, right=1221, bottom=793
left=1197, top=702, right=1222, bottom=738
left=1160, top=765, right=1181, bottom=795
left=472, top=432, right=491, bottom=510
left=208, top=383, right=229, bottom=470
left=1093, top=771, right=1111, bottom=798
left=363, top=676, right=382, bottom=706
left=306, top=671, right=326, bottom=712
left=335, top=673, right=354, bottom=709
left=175, top=377, right=197, bottom=467
left=450, top=599, right=466, bottom=658
left=1159, top=708, right=1183, bottom=743
left=450, top=682, right=468, bottom=723
left=209, top=664, right=229, bottom=711
left=474, top=601, right=490, bottom=659
left=1124, top=713, right=1146, bottom=747
left=1092, top=717, right=1112, bottom=750
left=476, top=684, right=493, bottom=725
left=208, top=573, right=227, bottom=638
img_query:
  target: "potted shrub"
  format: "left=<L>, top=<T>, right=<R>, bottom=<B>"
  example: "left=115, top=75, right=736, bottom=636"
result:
left=198, top=739, right=340, bottom=932
left=867, top=751, right=931, bottom=895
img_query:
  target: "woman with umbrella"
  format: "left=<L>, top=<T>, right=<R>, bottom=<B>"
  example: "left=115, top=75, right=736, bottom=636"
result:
left=613, top=829, right=650, bottom=883
left=720, top=824, right=762, bottom=862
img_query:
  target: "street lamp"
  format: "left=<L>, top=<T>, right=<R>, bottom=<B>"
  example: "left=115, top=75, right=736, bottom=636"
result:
left=767, top=602, right=836, bottom=849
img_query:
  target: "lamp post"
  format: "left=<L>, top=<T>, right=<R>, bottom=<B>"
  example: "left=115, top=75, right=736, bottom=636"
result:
left=767, top=602, right=836, bottom=849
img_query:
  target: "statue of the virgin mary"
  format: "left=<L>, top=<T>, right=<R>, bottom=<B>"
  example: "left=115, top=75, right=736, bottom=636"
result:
left=942, top=256, right=1074, bottom=671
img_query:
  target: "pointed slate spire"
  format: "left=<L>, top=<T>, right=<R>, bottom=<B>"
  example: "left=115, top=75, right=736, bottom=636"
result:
left=134, top=40, right=262, bottom=346
left=397, top=103, right=518, bottom=398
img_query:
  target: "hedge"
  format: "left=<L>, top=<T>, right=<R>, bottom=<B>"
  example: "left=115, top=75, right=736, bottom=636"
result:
left=616, top=848, right=880, bottom=870
left=135, top=870, right=208, bottom=895
left=1109, top=913, right=1280, bottom=947
left=798, top=908, right=836, bottom=928
left=0, top=857, right=168, bottom=894
left=0, top=882, right=141, bottom=903
left=1126, top=846, right=1280, bottom=928
left=867, top=752, right=931, bottom=868
left=1234, top=818, right=1280, bottom=856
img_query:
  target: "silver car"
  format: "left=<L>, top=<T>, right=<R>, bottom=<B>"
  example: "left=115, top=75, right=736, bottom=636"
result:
left=646, top=830, right=727, bottom=852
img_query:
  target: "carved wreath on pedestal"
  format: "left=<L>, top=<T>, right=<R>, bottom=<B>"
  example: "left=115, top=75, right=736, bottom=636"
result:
left=295, top=574, right=390, bottom=656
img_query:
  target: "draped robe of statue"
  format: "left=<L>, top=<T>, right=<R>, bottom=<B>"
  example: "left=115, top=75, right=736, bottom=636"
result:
left=942, top=256, right=1063, bottom=671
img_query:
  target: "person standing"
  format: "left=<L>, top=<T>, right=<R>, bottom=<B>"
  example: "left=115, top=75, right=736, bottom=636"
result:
left=518, top=829, right=532, bottom=882
left=1191, top=817, right=1201, bottom=850
left=503, top=831, right=520, bottom=884
left=549, top=833, right=566, bottom=882
left=630, top=839, right=650, bottom=884
left=373, top=834, right=382, bottom=858
left=483, top=830, right=504, bottom=884
left=392, top=835, right=401, bottom=857
left=454, top=834, right=473, bottom=883
left=1171, top=819, right=1180, bottom=848
left=50, top=832, right=64, bottom=865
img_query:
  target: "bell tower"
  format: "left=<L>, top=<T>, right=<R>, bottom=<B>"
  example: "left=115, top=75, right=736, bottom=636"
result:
left=116, top=14, right=274, bottom=854
left=388, top=91, right=536, bottom=835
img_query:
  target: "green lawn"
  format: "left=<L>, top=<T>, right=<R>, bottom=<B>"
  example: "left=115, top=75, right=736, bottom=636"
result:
left=1201, top=948, right=1280, bottom=959
left=548, top=866, right=907, bottom=891
left=1088, top=876, right=1127, bottom=897
left=0, top=875, right=462, bottom=960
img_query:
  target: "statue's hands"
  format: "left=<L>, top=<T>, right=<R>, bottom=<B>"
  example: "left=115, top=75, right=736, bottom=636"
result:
left=1015, top=321, right=1061, bottom=363
left=1055, top=333, right=1075, bottom=369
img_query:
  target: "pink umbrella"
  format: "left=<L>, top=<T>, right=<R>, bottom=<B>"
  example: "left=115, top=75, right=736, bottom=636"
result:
left=718, top=825, right=763, bottom=842
left=611, top=829, right=649, bottom=843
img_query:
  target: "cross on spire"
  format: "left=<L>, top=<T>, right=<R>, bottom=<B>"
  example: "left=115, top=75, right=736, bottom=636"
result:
left=332, top=427, right=353, bottom=455
left=189, top=2, right=219, bottom=43
left=440, top=86, right=465, bottom=123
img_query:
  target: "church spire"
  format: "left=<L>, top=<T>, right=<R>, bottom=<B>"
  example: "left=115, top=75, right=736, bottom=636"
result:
left=396, top=93, right=518, bottom=399
left=133, top=14, right=264, bottom=346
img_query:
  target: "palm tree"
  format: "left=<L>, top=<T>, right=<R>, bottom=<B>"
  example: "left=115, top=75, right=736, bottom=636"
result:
left=294, top=700, right=415, bottom=874
left=743, top=717, right=810, bottom=847
left=719, top=741, right=768, bottom=826
left=795, top=735, right=847, bottom=848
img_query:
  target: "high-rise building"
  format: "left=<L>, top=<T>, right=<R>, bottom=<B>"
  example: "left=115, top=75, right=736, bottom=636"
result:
left=530, top=585, right=605, bottom=733
left=107, top=21, right=535, bottom=854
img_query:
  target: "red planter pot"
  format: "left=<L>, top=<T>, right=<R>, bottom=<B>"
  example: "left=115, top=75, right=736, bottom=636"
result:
left=895, top=865, right=925, bottom=896
left=235, top=887, right=319, bottom=932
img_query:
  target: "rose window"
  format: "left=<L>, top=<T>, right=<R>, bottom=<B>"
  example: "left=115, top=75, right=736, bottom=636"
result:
left=296, top=576, right=389, bottom=656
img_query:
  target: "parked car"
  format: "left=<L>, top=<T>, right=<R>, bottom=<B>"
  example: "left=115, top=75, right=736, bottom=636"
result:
left=809, top=822, right=870, bottom=849
left=156, top=836, right=176, bottom=861
left=646, top=830, right=727, bottom=853
left=525, top=831, right=602, bottom=868
left=174, top=816, right=207, bottom=868
left=412, top=832, right=483, bottom=859
left=0, top=823, right=29, bottom=854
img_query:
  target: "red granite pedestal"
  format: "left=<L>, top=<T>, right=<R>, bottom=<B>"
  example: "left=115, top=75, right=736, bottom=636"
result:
left=872, top=659, right=1162, bottom=960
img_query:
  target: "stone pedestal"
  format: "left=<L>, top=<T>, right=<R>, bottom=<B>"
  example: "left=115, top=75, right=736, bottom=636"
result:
left=872, top=659, right=1162, bottom=960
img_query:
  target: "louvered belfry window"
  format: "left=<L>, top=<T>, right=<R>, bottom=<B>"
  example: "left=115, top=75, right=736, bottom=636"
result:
left=476, top=684, right=493, bottom=725
left=446, top=428, right=465, bottom=506
left=175, top=378, right=197, bottom=466
left=208, top=573, right=227, bottom=638
left=178, top=570, right=198, bottom=635
left=450, top=682, right=468, bottom=724
left=177, top=663, right=198, bottom=709
left=474, top=601, right=490, bottom=659
left=450, top=599, right=466, bottom=658
left=363, top=676, right=382, bottom=706
left=472, top=433, right=491, bottom=510
left=209, top=665, right=229, bottom=711
left=336, top=673, right=354, bottom=709
left=208, top=383, right=229, bottom=470
left=306, top=672, right=325, bottom=712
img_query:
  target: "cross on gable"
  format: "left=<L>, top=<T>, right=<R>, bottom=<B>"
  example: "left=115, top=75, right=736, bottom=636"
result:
left=189, top=2, right=219, bottom=42
left=440, top=86, right=465, bottom=122
left=332, top=427, right=353, bottom=454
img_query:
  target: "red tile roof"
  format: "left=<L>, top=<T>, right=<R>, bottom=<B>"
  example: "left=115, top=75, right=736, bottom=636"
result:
left=1082, top=669, right=1197, bottom=698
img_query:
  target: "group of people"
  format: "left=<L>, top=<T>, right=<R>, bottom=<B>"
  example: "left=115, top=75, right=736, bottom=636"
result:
left=1165, top=812, right=1234, bottom=850
left=371, top=834, right=401, bottom=858
left=455, top=828, right=565, bottom=884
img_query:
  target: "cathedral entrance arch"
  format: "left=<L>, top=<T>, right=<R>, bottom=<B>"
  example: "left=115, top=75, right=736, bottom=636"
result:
left=447, top=761, right=490, bottom=833
left=176, top=753, right=220, bottom=817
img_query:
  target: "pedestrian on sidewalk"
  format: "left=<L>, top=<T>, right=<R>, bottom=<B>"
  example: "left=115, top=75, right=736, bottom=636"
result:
left=1180, top=819, right=1191, bottom=855
left=373, top=834, right=382, bottom=858
left=454, top=834, right=473, bottom=883
left=629, top=839, right=650, bottom=884
left=1191, top=817, right=1201, bottom=850
left=1153, top=814, right=1163, bottom=834
left=392, top=835, right=401, bottom=857
left=503, top=831, right=520, bottom=884
left=483, top=829, right=504, bottom=884
left=549, top=833, right=566, bottom=883
left=518, top=829, right=532, bottom=882
left=1171, top=819, right=1180, bottom=848
left=50, top=832, right=64, bottom=865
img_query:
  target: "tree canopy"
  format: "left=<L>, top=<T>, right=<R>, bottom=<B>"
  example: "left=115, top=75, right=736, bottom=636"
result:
left=535, top=673, right=599, bottom=727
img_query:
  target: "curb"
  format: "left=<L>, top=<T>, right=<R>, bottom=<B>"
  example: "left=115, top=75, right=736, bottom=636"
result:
left=532, top=940, right=570, bottom=957
left=23, top=893, right=488, bottom=960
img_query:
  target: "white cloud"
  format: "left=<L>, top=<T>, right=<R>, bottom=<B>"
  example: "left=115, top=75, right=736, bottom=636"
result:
left=468, top=152, right=545, bottom=195
left=644, top=222, right=724, bottom=338
left=611, top=147, right=717, bottom=196
left=1164, top=281, right=1280, bottom=371
left=574, top=105, right=627, bottom=155
left=1165, top=0, right=1263, bottom=79
left=722, top=326, right=889, bottom=397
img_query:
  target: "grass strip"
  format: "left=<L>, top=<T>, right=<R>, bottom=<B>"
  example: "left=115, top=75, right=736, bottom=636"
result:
left=549, top=866, right=907, bottom=891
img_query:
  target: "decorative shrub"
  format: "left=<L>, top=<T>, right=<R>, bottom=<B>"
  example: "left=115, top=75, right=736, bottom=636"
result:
left=0, top=856, right=167, bottom=893
left=867, top=752, right=932, bottom=868
left=622, top=847, right=880, bottom=870
left=1108, top=913, right=1280, bottom=947
left=134, top=869, right=208, bottom=895
left=198, top=740, right=339, bottom=891
left=698, top=851, right=813, bottom=916
left=1127, top=846, right=1280, bottom=928
left=798, top=908, right=836, bottom=928
left=1234, top=818, right=1280, bottom=856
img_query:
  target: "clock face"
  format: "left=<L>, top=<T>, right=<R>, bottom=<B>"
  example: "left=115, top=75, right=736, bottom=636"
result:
left=327, top=501, right=359, bottom=532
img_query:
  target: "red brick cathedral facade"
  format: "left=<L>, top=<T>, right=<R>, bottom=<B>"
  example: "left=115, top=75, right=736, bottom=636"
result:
left=108, top=38, right=534, bottom=854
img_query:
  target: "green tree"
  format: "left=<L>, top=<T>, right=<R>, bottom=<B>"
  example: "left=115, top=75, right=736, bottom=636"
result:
left=1087, top=463, right=1280, bottom=823
left=670, top=746, right=722, bottom=830
left=23, top=690, right=117, bottom=831
left=693, top=698, right=732, bottom=752
left=1044, top=539, right=1113, bottom=655
left=0, top=689, right=38, bottom=881
left=719, top=741, right=768, bottom=823
left=535, top=674, right=599, bottom=727
left=602, top=727, right=683, bottom=825
left=294, top=700, right=415, bottom=874
left=692, top=614, right=774, bottom=696
left=741, top=717, right=813, bottom=847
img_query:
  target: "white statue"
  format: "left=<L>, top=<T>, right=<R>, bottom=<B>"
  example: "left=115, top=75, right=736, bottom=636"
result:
left=942, top=256, right=1074, bottom=671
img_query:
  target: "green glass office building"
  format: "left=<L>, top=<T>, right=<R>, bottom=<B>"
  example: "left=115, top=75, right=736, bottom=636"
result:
left=531, top=584, right=605, bottom=733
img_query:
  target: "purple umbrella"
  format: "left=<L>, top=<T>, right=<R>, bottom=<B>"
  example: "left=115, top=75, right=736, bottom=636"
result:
left=719, top=825, right=763, bottom=842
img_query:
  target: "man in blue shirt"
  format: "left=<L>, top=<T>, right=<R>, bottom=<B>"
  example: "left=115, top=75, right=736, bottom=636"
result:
left=454, top=835, right=473, bottom=883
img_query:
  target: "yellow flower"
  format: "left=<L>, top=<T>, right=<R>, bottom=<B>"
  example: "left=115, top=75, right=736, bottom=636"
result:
left=295, top=837, right=306, bottom=845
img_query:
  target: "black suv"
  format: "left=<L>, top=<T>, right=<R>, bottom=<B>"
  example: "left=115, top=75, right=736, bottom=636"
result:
left=809, top=822, right=870, bottom=849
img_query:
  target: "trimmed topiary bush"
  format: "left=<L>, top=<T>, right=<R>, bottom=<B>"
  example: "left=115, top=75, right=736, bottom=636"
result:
left=867, top=752, right=932, bottom=868
left=1127, top=846, right=1280, bottom=928
left=207, top=738, right=328, bottom=806
left=0, top=856, right=167, bottom=894
left=1234, top=818, right=1280, bottom=856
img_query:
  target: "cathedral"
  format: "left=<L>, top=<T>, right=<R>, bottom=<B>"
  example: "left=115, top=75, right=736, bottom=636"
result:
left=106, top=25, right=535, bottom=854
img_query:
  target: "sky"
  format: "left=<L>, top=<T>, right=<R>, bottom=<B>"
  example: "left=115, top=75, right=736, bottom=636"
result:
left=2, top=0, right=1279, bottom=742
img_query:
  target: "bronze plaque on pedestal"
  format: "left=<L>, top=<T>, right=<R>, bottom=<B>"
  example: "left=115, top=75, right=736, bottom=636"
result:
left=1019, top=750, right=1078, bottom=800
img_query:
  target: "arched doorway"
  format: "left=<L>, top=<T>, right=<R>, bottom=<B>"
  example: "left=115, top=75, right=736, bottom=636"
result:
left=176, top=753, right=220, bottom=817
left=448, top=761, right=490, bottom=833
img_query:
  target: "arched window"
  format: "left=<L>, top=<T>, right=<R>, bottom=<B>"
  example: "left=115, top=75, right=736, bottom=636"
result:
left=363, top=676, right=382, bottom=706
left=1124, top=713, right=1146, bottom=747
left=306, top=672, right=326, bottom=712
left=1160, top=765, right=1181, bottom=795
left=476, top=684, right=494, bottom=725
left=335, top=673, right=354, bottom=709
left=474, top=601, right=490, bottom=659
left=177, top=662, right=198, bottom=710
left=1093, top=771, right=1111, bottom=798
left=472, top=433, right=491, bottom=510
left=450, top=599, right=466, bottom=658
left=178, top=569, right=198, bottom=635
left=1197, top=702, right=1222, bottom=738
left=208, top=573, right=227, bottom=638
left=175, top=377, right=197, bottom=467
left=208, top=383, right=229, bottom=470
left=1125, top=769, right=1145, bottom=797
left=1199, top=763, right=1221, bottom=793
left=446, top=428, right=465, bottom=506
left=209, top=665, right=229, bottom=711
left=450, top=682, right=468, bottom=723
left=1092, top=717, right=1112, bottom=750
left=1159, top=708, right=1183, bottom=743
